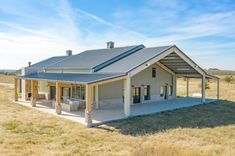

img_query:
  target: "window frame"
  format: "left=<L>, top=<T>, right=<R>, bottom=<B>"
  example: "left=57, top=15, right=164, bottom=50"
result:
left=144, top=85, right=151, bottom=100
left=152, top=67, right=156, bottom=78
left=160, top=86, right=164, bottom=97
left=71, top=85, right=85, bottom=100
left=169, top=85, right=173, bottom=96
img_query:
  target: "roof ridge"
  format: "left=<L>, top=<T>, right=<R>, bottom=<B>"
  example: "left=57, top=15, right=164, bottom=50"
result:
left=94, top=45, right=145, bottom=72
left=143, top=45, right=174, bottom=49
left=83, top=44, right=143, bottom=52
left=43, top=55, right=72, bottom=69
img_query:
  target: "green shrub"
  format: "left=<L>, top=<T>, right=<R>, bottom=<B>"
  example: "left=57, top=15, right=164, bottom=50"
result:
left=224, top=75, right=233, bottom=85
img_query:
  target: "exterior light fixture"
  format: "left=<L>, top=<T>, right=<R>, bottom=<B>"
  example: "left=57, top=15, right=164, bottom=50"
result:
left=145, top=63, right=150, bottom=66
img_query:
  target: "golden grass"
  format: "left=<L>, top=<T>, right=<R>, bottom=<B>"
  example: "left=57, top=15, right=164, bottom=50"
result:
left=0, top=74, right=14, bottom=84
left=0, top=75, right=235, bottom=155
left=177, top=75, right=235, bottom=101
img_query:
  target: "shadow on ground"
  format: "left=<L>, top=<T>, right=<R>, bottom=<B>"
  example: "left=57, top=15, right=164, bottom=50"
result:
left=97, top=100, right=235, bottom=136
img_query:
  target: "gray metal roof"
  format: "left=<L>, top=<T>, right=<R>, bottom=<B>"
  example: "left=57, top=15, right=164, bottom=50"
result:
left=18, top=44, right=219, bottom=82
left=18, top=72, right=126, bottom=84
left=97, top=45, right=173, bottom=73
left=46, top=45, right=143, bottom=70
left=30, top=56, right=69, bottom=70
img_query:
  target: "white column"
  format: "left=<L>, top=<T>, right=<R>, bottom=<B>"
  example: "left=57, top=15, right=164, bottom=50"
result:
left=95, top=85, right=99, bottom=109
left=217, top=79, right=220, bottom=100
left=186, top=78, right=189, bottom=97
left=173, top=75, right=177, bottom=98
left=140, top=85, right=144, bottom=104
left=21, top=68, right=27, bottom=100
left=124, top=77, right=131, bottom=117
left=202, top=74, right=206, bottom=103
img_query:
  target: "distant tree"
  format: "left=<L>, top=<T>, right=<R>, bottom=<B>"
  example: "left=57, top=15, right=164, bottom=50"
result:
left=198, top=81, right=210, bottom=90
left=224, top=75, right=233, bottom=85
left=205, top=81, right=210, bottom=89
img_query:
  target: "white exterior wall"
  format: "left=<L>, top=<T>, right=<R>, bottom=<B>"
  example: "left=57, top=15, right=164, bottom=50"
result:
left=38, top=81, right=50, bottom=100
left=98, top=63, right=175, bottom=108
left=98, top=79, right=124, bottom=108
left=131, top=63, right=174, bottom=103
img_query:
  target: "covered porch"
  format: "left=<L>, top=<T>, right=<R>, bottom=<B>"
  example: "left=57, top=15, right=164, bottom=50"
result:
left=15, top=97, right=216, bottom=125
left=14, top=73, right=127, bottom=127
left=14, top=72, right=219, bottom=127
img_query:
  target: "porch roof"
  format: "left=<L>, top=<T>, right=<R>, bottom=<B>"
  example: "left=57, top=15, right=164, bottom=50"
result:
left=18, top=72, right=126, bottom=84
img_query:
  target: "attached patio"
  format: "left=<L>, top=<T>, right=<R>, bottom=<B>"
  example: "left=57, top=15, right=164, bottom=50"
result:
left=16, top=97, right=216, bottom=126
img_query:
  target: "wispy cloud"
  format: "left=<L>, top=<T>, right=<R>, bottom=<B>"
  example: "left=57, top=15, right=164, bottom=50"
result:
left=0, top=0, right=234, bottom=70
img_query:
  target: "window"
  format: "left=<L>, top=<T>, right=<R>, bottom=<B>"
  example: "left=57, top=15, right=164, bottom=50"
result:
left=144, top=85, right=150, bottom=100
left=169, top=85, right=173, bottom=96
left=160, top=86, right=164, bottom=97
left=81, top=86, right=85, bottom=99
left=71, top=85, right=85, bottom=100
left=152, top=67, right=156, bottom=78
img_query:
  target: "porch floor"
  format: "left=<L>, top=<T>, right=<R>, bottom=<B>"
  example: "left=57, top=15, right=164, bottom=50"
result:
left=16, top=98, right=216, bottom=126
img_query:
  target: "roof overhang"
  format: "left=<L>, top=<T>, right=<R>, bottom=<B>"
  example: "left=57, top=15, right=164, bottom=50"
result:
left=176, top=74, right=219, bottom=79
left=17, top=72, right=127, bottom=85
left=128, top=45, right=218, bottom=79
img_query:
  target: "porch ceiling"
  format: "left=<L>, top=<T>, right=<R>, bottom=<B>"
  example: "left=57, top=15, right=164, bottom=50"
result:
left=159, top=52, right=199, bottom=75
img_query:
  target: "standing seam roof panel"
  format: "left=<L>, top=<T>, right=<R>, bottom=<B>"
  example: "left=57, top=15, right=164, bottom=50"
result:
left=97, top=46, right=173, bottom=73
left=46, top=45, right=141, bottom=69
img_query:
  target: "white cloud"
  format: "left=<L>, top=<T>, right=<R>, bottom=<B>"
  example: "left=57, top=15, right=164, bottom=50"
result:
left=0, top=0, right=234, bottom=70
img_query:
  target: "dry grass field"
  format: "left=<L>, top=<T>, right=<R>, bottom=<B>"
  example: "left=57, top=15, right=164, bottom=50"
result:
left=177, top=75, right=235, bottom=101
left=0, top=74, right=14, bottom=84
left=0, top=74, right=235, bottom=156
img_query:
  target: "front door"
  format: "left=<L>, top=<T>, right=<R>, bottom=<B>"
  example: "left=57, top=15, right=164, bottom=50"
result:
left=133, top=87, right=141, bottom=104
left=164, top=85, right=168, bottom=100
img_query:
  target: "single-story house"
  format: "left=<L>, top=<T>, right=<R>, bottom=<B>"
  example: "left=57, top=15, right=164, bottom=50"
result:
left=14, top=42, right=219, bottom=127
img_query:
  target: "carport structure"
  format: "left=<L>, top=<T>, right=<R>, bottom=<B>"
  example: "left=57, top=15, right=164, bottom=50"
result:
left=14, top=45, right=220, bottom=127
left=158, top=47, right=220, bottom=101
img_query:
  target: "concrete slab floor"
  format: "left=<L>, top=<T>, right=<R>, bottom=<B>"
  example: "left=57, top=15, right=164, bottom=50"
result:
left=15, top=98, right=217, bottom=126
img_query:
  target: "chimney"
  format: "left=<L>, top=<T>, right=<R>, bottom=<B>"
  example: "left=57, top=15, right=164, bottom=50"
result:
left=66, top=50, right=72, bottom=56
left=28, top=62, right=31, bottom=67
left=107, top=41, right=114, bottom=49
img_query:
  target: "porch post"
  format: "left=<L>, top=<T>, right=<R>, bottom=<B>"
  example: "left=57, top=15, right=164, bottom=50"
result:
left=31, top=80, right=38, bottom=107
left=95, top=85, right=99, bottom=109
left=85, top=84, right=93, bottom=127
left=14, top=78, right=18, bottom=102
left=217, top=79, right=220, bottom=100
left=55, top=82, right=62, bottom=114
left=140, top=86, right=144, bottom=104
left=173, top=75, right=177, bottom=98
left=186, top=78, right=189, bottom=97
left=124, top=77, right=131, bottom=117
left=201, top=74, right=206, bottom=103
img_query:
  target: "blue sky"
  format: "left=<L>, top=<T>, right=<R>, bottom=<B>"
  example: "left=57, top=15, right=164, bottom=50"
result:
left=0, top=0, right=235, bottom=70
